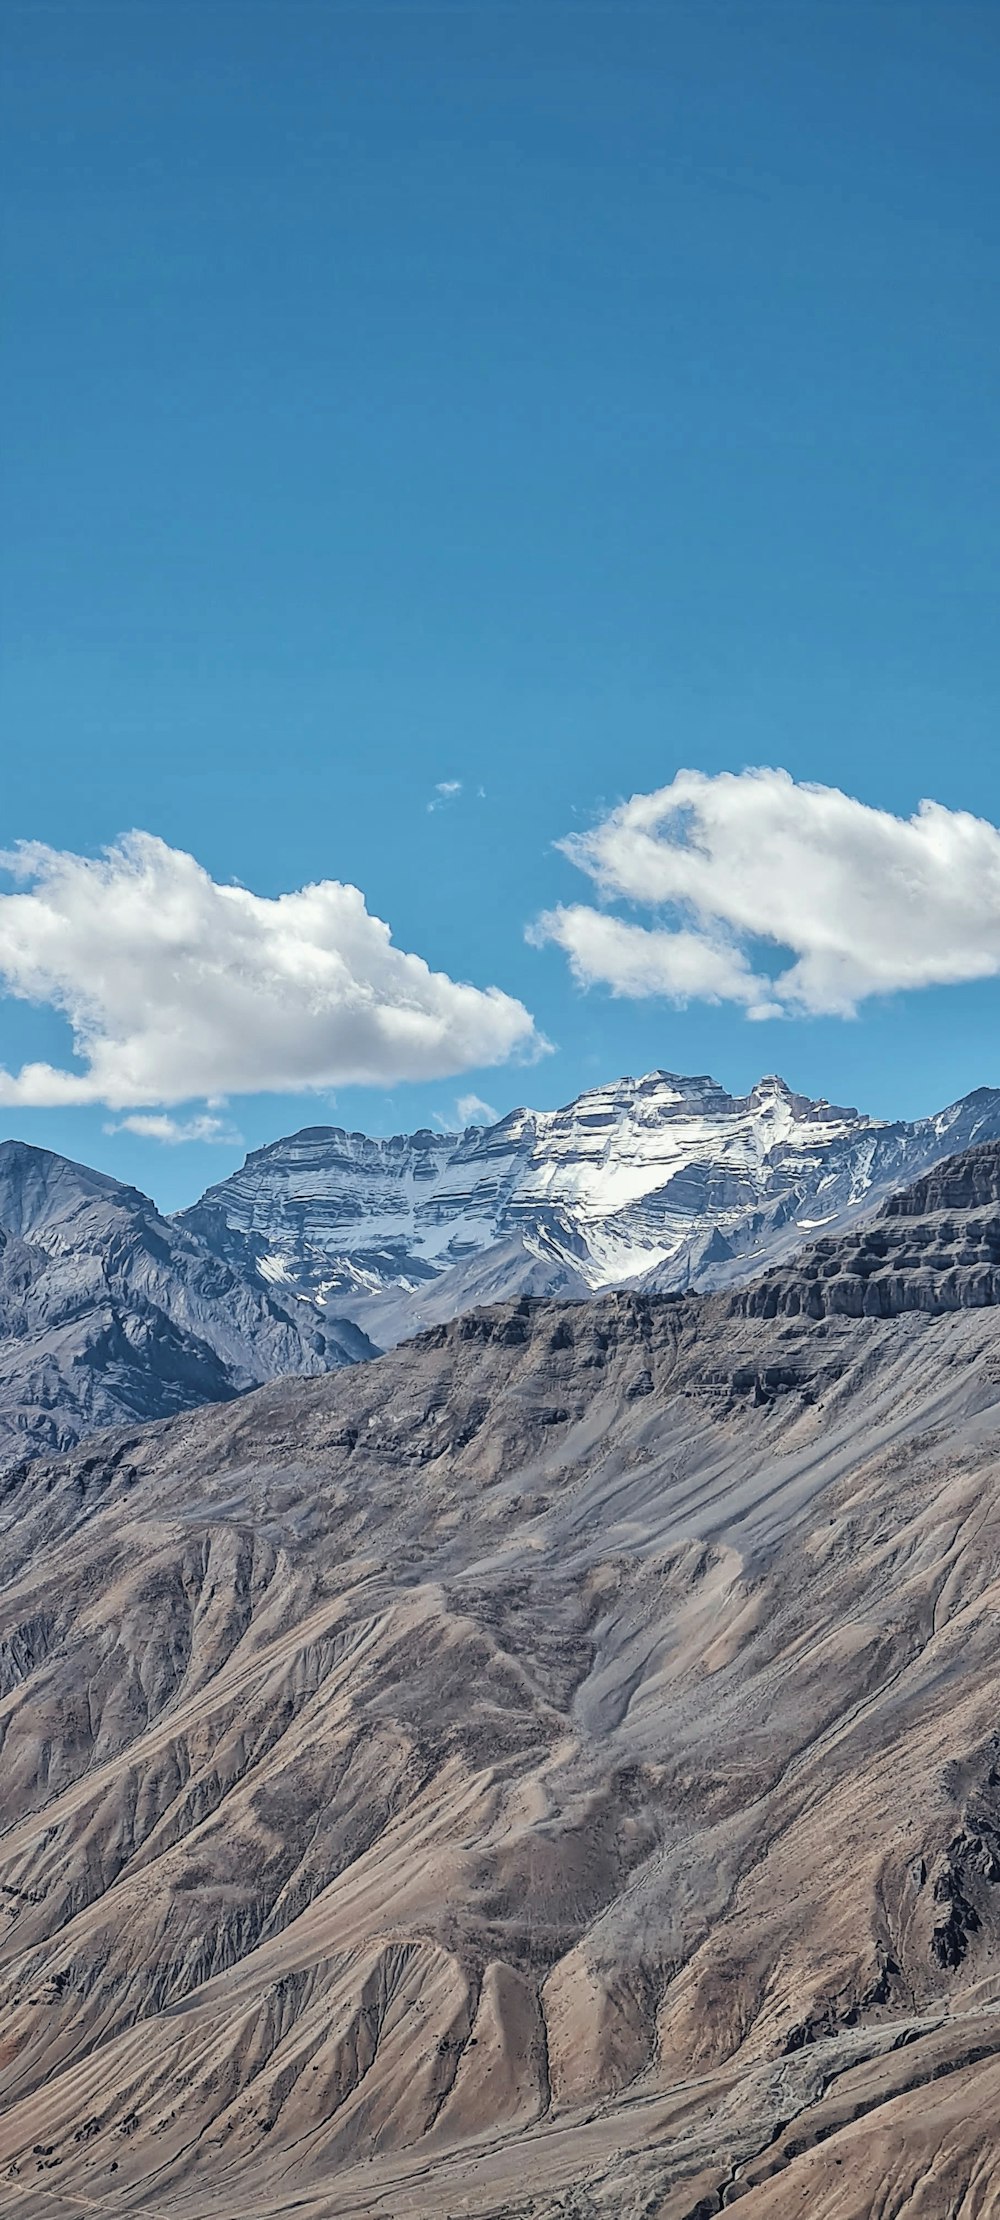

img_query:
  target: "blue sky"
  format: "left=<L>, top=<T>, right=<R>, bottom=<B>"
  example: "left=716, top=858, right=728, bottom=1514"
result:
left=2, top=0, right=998, bottom=1210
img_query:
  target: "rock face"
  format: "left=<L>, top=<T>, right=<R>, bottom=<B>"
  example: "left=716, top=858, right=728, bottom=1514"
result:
left=884, top=1135, right=1000, bottom=1218
left=0, top=1140, right=373, bottom=1466
left=180, top=1071, right=1000, bottom=1344
left=2, top=1143, right=1000, bottom=2215
left=740, top=1137, right=1000, bottom=1320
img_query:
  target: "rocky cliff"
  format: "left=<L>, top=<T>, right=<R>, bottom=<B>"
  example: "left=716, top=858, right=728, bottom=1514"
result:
left=739, top=1136, right=1000, bottom=1320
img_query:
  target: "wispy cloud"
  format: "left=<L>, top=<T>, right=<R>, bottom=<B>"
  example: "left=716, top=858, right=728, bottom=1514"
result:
left=456, top=1092, right=499, bottom=1125
left=531, top=767, right=1000, bottom=1019
left=0, top=832, right=544, bottom=1108
left=427, top=780, right=463, bottom=813
left=105, top=1112, right=241, bottom=1146
left=432, top=1092, right=500, bottom=1133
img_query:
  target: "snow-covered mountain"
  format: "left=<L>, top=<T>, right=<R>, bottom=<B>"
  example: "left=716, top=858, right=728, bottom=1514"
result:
left=0, top=1142, right=374, bottom=1466
left=5, top=1074, right=1000, bottom=1455
left=180, top=1070, right=1000, bottom=1346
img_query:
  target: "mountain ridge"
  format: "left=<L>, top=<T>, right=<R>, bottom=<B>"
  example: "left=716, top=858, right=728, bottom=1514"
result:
left=0, top=1138, right=374, bottom=1466
left=4, top=1070, right=999, bottom=1466
left=179, top=1067, right=1000, bottom=1344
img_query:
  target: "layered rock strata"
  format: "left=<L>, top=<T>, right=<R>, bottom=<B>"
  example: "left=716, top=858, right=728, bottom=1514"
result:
left=740, top=1137, right=1000, bottom=1320
left=181, top=1072, right=1000, bottom=1343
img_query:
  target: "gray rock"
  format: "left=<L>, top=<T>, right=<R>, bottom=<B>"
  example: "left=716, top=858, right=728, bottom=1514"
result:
left=738, top=1138, right=1000, bottom=1321
left=0, top=1140, right=374, bottom=1467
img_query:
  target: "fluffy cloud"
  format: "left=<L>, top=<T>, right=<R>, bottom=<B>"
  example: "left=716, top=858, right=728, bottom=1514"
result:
left=0, top=833, right=542, bottom=1108
left=529, top=906, right=779, bottom=1014
left=532, top=768, right=1000, bottom=1019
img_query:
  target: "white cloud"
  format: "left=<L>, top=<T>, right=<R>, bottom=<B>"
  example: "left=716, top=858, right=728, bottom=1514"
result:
left=456, top=1092, right=499, bottom=1126
left=427, top=780, right=463, bottom=813
left=528, top=907, right=779, bottom=1015
left=532, top=768, right=1000, bottom=1019
left=105, top=1112, right=240, bottom=1146
left=0, top=832, right=543, bottom=1109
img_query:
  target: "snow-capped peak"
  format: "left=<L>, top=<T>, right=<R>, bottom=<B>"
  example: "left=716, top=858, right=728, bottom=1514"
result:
left=178, top=1069, right=1000, bottom=1346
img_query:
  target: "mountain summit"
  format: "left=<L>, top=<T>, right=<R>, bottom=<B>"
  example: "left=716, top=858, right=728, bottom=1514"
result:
left=4, top=1075, right=1000, bottom=1462
left=180, top=1069, right=1000, bottom=1345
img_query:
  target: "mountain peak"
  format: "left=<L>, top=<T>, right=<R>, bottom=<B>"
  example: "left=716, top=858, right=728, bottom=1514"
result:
left=0, top=1135, right=370, bottom=1468
left=0, top=1136, right=138, bottom=1237
left=181, top=1070, right=1000, bottom=1347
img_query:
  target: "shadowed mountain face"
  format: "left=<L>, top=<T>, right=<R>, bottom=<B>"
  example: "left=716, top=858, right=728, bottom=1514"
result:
left=178, top=1071, right=1000, bottom=1346
left=1, top=1145, right=1000, bottom=2213
left=0, top=1141, right=374, bottom=1467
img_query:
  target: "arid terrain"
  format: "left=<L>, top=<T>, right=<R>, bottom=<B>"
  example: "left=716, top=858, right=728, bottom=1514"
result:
left=2, top=1147, right=1000, bottom=2216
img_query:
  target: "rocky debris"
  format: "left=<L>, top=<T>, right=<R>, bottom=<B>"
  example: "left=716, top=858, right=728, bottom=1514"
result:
left=926, top=1748, right=1000, bottom=1971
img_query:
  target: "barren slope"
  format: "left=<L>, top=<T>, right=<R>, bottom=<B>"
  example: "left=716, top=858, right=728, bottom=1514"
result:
left=2, top=1148, right=1000, bottom=2216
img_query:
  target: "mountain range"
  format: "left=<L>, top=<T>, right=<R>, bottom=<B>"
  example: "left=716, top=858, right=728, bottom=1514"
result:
left=2, top=1067, right=1000, bottom=1464
left=1, top=1134, right=999, bottom=2216
left=182, top=1068, right=1000, bottom=1344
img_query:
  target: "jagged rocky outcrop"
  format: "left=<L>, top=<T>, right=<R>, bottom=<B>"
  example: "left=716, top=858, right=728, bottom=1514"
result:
left=6, top=1083, right=1000, bottom=1468
left=0, top=1140, right=373, bottom=1466
left=2, top=1144, right=1000, bottom=2215
left=738, top=1138, right=1000, bottom=1321
left=884, top=1136, right=1000, bottom=1218
left=179, top=1071, right=1000, bottom=1345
